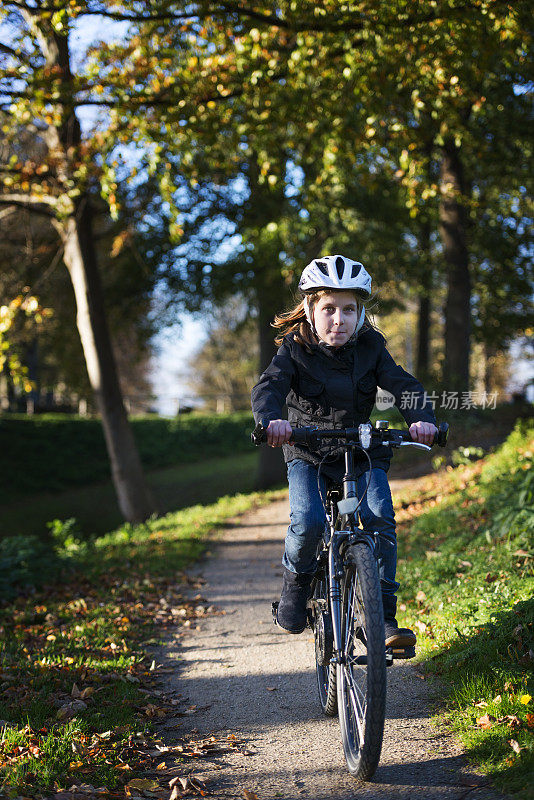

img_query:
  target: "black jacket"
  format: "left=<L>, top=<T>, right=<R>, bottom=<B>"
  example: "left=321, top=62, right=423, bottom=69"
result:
left=251, top=326, right=436, bottom=480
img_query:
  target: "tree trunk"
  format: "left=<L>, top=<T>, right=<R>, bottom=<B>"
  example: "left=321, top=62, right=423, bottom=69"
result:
left=55, top=197, right=155, bottom=522
left=21, top=17, right=154, bottom=522
left=439, top=141, right=471, bottom=392
left=416, top=222, right=432, bottom=382
left=416, top=294, right=430, bottom=381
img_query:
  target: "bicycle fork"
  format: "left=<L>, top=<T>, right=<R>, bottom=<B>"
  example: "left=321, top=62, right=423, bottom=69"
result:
left=328, top=541, right=345, bottom=665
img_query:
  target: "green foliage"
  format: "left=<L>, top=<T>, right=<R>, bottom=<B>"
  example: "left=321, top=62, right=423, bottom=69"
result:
left=0, top=412, right=253, bottom=503
left=396, top=421, right=534, bottom=797
left=46, top=518, right=90, bottom=554
left=0, top=535, right=63, bottom=599
left=450, top=445, right=485, bottom=466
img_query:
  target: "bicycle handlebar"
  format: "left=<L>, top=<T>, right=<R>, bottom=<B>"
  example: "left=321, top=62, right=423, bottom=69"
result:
left=251, top=421, right=449, bottom=449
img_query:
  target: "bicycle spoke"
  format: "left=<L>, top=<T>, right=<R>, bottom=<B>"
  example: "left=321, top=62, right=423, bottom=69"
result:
left=344, top=666, right=366, bottom=744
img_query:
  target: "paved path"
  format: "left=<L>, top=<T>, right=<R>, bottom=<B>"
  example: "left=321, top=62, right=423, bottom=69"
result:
left=159, top=494, right=505, bottom=800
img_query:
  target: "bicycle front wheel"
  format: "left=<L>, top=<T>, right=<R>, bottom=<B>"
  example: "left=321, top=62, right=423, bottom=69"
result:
left=337, top=542, right=386, bottom=780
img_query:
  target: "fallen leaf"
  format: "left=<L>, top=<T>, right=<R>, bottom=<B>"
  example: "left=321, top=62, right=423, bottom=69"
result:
left=265, top=687, right=277, bottom=692
left=476, top=714, right=495, bottom=729
left=415, top=590, right=427, bottom=602
left=243, top=791, right=259, bottom=800
left=169, top=776, right=207, bottom=797
left=509, top=739, right=523, bottom=754
left=126, top=778, right=160, bottom=792
left=505, top=715, right=521, bottom=729
left=57, top=700, right=87, bottom=720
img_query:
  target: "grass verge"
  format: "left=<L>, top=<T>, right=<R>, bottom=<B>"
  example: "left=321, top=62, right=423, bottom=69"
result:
left=0, top=451, right=261, bottom=539
left=0, top=488, right=284, bottom=795
left=394, top=419, right=534, bottom=799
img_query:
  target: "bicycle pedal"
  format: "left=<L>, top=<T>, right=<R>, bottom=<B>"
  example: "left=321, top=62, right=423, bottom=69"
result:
left=386, top=645, right=416, bottom=660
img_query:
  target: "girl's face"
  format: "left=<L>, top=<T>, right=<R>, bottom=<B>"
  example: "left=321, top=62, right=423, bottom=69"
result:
left=313, top=291, right=359, bottom=347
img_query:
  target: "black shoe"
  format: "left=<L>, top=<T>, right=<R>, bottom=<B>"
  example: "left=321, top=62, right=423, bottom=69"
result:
left=384, top=620, right=417, bottom=647
left=276, top=568, right=313, bottom=634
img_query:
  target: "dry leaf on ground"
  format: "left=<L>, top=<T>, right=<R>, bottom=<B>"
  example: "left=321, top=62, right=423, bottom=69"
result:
left=169, top=775, right=207, bottom=798
left=475, top=714, right=495, bottom=729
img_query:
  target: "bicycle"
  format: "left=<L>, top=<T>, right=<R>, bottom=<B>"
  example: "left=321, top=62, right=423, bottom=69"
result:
left=252, top=419, right=449, bottom=780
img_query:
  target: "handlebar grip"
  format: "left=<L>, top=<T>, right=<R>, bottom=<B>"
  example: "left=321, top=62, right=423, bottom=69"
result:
left=434, top=422, right=449, bottom=447
left=251, top=423, right=268, bottom=446
left=251, top=423, right=314, bottom=447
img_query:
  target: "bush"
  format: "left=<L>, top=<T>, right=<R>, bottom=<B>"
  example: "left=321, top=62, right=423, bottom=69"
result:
left=0, top=412, right=254, bottom=502
left=0, top=535, right=64, bottom=599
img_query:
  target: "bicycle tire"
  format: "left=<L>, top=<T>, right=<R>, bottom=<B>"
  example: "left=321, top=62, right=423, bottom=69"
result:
left=337, top=542, right=386, bottom=779
left=312, top=574, right=337, bottom=716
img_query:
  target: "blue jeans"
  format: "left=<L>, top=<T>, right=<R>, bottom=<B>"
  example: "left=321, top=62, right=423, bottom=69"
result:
left=283, top=459, right=400, bottom=602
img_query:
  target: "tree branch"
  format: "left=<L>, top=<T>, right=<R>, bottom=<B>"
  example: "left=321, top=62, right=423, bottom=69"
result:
left=2, top=0, right=198, bottom=22
left=0, top=194, right=58, bottom=215
left=2, top=0, right=484, bottom=33
left=0, top=42, right=28, bottom=61
left=212, top=0, right=477, bottom=33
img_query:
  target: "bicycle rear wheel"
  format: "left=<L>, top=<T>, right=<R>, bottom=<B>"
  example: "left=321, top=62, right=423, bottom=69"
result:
left=311, top=573, right=337, bottom=716
left=337, top=542, right=386, bottom=779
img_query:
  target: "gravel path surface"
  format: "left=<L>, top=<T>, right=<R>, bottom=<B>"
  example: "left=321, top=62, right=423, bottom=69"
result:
left=158, top=493, right=506, bottom=800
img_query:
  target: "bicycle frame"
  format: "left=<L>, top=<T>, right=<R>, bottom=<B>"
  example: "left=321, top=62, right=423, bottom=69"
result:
left=315, top=444, right=379, bottom=667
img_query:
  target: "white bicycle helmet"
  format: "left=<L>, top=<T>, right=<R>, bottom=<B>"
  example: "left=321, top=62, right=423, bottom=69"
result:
left=299, top=254, right=372, bottom=337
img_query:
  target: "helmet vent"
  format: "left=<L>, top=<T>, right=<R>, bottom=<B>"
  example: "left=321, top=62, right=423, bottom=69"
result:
left=351, top=263, right=362, bottom=279
left=315, top=260, right=329, bottom=276
left=335, top=256, right=345, bottom=279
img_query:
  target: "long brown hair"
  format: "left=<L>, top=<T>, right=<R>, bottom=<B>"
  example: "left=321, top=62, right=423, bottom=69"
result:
left=272, top=290, right=366, bottom=348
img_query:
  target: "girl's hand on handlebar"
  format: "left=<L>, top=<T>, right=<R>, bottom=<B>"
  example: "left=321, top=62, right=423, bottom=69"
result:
left=266, top=419, right=293, bottom=447
left=409, top=421, right=438, bottom=446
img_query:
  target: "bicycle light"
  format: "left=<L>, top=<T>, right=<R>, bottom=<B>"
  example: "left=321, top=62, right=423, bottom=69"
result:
left=358, top=423, right=372, bottom=449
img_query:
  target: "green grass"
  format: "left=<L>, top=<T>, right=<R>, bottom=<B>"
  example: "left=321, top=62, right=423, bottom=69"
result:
left=0, top=450, right=261, bottom=538
left=394, top=419, right=534, bottom=799
left=0, top=411, right=254, bottom=504
left=0, top=487, right=284, bottom=794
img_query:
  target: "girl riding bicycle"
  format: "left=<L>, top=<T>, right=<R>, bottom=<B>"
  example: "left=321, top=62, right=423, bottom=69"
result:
left=251, top=254, right=437, bottom=646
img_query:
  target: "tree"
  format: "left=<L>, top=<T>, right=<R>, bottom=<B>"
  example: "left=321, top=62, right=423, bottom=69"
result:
left=0, top=3, right=161, bottom=520
left=137, top=0, right=532, bottom=396
left=187, top=298, right=258, bottom=412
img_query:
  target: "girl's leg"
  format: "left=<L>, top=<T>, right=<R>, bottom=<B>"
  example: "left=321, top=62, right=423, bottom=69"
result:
left=283, top=458, right=327, bottom=575
left=357, top=468, right=416, bottom=646
left=277, top=459, right=326, bottom=633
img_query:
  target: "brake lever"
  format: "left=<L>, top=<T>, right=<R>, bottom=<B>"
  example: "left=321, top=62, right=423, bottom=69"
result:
left=399, top=441, right=432, bottom=451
